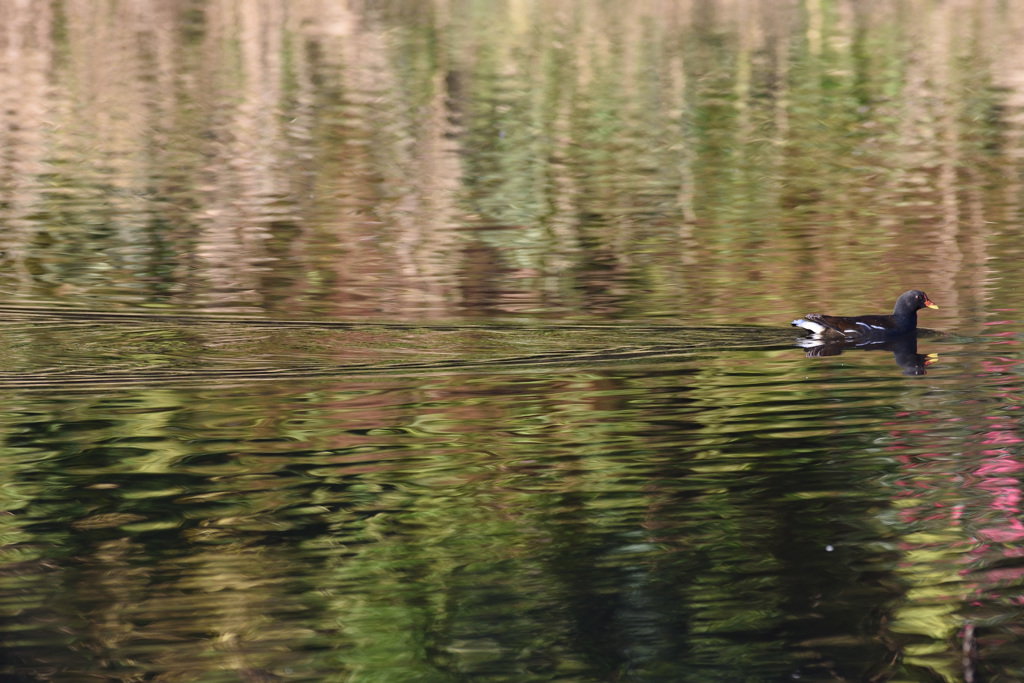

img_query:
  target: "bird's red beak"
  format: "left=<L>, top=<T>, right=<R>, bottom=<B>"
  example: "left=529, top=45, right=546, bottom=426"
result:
left=924, top=298, right=938, bottom=309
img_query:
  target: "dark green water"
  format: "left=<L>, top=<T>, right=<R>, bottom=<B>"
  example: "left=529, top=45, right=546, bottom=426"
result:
left=3, top=311, right=1019, bottom=682
left=3, top=1, right=1024, bottom=681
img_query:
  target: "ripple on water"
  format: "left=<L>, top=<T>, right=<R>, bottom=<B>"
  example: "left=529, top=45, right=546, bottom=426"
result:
left=1, top=322, right=1023, bottom=681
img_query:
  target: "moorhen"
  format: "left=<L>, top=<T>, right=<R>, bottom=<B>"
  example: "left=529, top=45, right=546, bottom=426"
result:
left=792, top=290, right=938, bottom=340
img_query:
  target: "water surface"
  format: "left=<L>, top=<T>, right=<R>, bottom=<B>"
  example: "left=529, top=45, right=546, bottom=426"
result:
left=2, top=1, right=1024, bottom=681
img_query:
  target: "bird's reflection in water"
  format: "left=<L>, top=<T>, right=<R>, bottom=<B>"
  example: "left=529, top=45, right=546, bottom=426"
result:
left=796, top=332, right=937, bottom=375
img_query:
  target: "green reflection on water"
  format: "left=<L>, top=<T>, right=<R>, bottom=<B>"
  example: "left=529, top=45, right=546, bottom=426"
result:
left=2, top=0, right=1024, bottom=680
left=0, top=332, right=985, bottom=681
left=0, top=0, right=1019, bottom=323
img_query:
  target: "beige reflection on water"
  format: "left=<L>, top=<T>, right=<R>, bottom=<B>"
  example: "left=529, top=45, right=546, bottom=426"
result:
left=0, top=0, right=1023, bottom=321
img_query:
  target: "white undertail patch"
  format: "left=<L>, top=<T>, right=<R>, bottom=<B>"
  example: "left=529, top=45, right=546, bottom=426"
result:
left=792, top=318, right=826, bottom=334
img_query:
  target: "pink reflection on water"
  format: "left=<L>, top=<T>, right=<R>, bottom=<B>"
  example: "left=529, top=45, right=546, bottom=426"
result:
left=884, top=348, right=1024, bottom=671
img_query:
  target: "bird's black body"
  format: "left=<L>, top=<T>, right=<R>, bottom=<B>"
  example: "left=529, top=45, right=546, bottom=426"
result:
left=792, top=290, right=938, bottom=340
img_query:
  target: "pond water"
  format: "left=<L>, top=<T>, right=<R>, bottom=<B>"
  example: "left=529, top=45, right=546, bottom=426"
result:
left=3, top=1, right=1024, bottom=681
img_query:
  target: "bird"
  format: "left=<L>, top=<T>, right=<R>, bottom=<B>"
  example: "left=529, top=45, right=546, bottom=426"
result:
left=792, top=290, right=938, bottom=340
